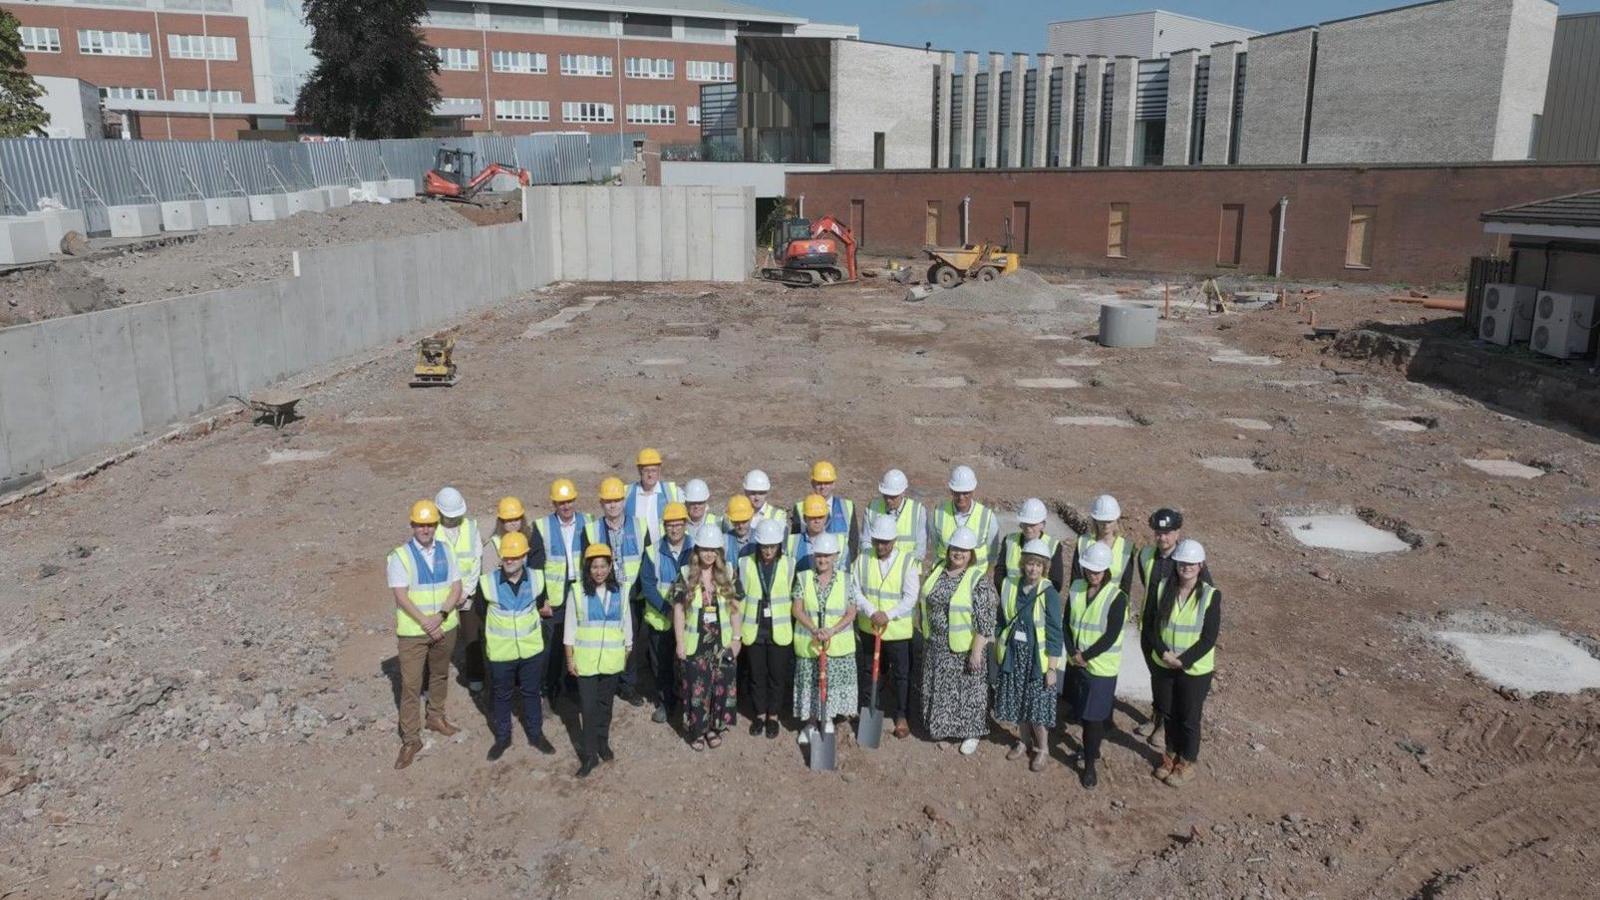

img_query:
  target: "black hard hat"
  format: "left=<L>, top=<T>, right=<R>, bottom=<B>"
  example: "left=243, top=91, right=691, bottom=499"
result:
left=1149, top=508, right=1183, bottom=532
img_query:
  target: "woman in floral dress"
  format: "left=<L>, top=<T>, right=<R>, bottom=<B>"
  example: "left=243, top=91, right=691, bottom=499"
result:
left=917, top=526, right=998, bottom=755
left=673, top=524, right=742, bottom=750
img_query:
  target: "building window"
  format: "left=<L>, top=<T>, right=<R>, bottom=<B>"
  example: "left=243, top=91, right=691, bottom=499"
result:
left=686, top=60, right=733, bottom=82
left=77, top=30, right=152, bottom=57
left=172, top=89, right=243, bottom=103
left=19, top=27, right=60, bottom=53
left=559, top=54, right=612, bottom=77
left=562, top=101, right=614, bottom=124
left=168, top=34, right=237, bottom=61
left=625, top=103, right=675, bottom=125
left=1107, top=202, right=1129, bottom=258
left=1345, top=205, right=1376, bottom=269
left=100, top=86, right=160, bottom=100
left=436, top=47, right=479, bottom=72
left=1217, top=204, right=1244, bottom=267
left=687, top=105, right=700, bottom=125
left=491, top=51, right=547, bottom=74
left=439, top=98, right=481, bottom=119
left=873, top=132, right=885, bottom=169
left=494, top=99, right=550, bottom=122
left=625, top=57, right=674, bottom=80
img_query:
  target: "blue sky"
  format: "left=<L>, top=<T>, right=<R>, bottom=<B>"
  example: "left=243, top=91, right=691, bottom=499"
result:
left=779, top=0, right=1600, bottom=51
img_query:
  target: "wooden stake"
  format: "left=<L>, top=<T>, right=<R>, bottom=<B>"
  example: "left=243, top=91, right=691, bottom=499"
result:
left=1163, top=282, right=1171, bottom=319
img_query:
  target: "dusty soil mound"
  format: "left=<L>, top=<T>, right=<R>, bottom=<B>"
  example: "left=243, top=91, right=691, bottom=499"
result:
left=0, top=199, right=479, bottom=326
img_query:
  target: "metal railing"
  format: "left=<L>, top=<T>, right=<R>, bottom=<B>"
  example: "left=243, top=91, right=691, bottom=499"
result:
left=0, top=132, right=643, bottom=233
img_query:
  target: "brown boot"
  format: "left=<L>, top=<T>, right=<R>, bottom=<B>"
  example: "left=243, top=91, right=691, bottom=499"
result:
left=425, top=715, right=460, bottom=737
left=394, top=741, right=421, bottom=770
left=1154, top=753, right=1176, bottom=781
left=893, top=719, right=910, bottom=740
left=1166, top=759, right=1196, bottom=787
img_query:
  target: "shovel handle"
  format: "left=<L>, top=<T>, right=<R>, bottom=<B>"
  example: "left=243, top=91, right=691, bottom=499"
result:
left=817, top=647, right=828, bottom=708
left=871, top=632, right=882, bottom=682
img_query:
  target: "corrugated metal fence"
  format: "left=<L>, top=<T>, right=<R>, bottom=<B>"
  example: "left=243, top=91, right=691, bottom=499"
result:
left=0, top=132, right=641, bottom=233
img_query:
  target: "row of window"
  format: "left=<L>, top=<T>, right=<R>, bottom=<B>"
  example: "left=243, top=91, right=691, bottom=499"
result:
left=95, top=87, right=242, bottom=103
left=20, top=28, right=237, bottom=61
left=441, top=100, right=700, bottom=126
left=433, top=49, right=729, bottom=81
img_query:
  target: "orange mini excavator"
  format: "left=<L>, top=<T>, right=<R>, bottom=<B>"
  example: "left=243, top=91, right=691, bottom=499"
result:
left=759, top=215, right=859, bottom=287
left=422, top=147, right=531, bottom=202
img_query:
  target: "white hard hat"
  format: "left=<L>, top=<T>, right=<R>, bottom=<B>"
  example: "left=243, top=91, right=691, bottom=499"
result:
left=948, top=465, right=978, bottom=493
left=433, top=486, right=467, bottom=518
left=743, top=469, right=771, bottom=492
left=1080, top=541, right=1114, bottom=573
left=1017, top=498, right=1047, bottom=526
left=1172, top=539, right=1206, bottom=565
left=691, top=522, right=724, bottom=551
left=869, top=515, right=899, bottom=543
left=684, top=478, right=711, bottom=503
left=947, top=526, right=980, bottom=551
left=878, top=468, right=909, bottom=496
left=810, top=532, right=841, bottom=556
left=1021, top=538, right=1053, bottom=559
left=1089, top=494, right=1122, bottom=522
left=755, top=519, right=786, bottom=546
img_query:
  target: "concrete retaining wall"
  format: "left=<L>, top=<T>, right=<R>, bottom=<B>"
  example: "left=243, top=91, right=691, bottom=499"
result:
left=523, top=185, right=754, bottom=284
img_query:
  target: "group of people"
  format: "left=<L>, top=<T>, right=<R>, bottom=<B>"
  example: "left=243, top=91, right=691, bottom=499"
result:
left=386, top=450, right=1220, bottom=788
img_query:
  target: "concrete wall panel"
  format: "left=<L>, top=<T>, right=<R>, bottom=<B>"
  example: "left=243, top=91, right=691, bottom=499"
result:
left=1203, top=43, right=1241, bottom=166
left=661, top=186, right=690, bottom=280
left=85, top=308, right=144, bottom=444
left=1081, top=57, right=1107, bottom=167
left=635, top=187, right=664, bottom=282
left=831, top=40, right=938, bottom=169
left=609, top=188, right=638, bottom=282
left=162, top=297, right=211, bottom=418
left=583, top=188, right=613, bottom=282
left=710, top=187, right=747, bottom=283
left=125, top=300, right=178, bottom=433
left=42, top=317, right=105, bottom=462
left=1237, top=29, right=1315, bottom=165
left=1494, top=0, right=1557, bottom=160
left=195, top=290, right=243, bottom=408
left=275, top=268, right=319, bottom=377
left=1164, top=50, right=1199, bottom=166
left=559, top=186, right=587, bottom=280
left=0, top=324, right=56, bottom=477
left=686, top=187, right=714, bottom=281
left=227, top=284, right=288, bottom=392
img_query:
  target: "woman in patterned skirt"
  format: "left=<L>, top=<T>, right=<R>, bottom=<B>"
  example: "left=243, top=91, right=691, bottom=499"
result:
left=674, top=524, right=742, bottom=750
left=917, top=526, right=998, bottom=755
left=791, top=533, right=859, bottom=747
left=993, top=538, right=1064, bottom=772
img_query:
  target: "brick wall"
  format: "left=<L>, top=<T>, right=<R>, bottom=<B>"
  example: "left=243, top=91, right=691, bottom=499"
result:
left=787, top=163, right=1600, bottom=284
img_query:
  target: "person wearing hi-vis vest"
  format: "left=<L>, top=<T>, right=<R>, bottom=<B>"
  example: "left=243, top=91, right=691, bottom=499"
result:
left=639, top=502, right=692, bottom=724
left=860, top=468, right=926, bottom=567
left=674, top=523, right=743, bottom=751
left=994, top=539, right=1064, bottom=773
left=485, top=496, right=541, bottom=567
left=789, top=493, right=850, bottom=572
left=917, top=526, right=998, bottom=756
left=1063, top=541, right=1129, bottom=789
left=433, top=487, right=486, bottom=695
left=386, top=500, right=464, bottom=770
left=722, top=495, right=758, bottom=562
left=790, top=532, right=859, bottom=748
left=588, top=476, right=648, bottom=708
left=741, top=469, right=788, bottom=529
left=626, top=447, right=683, bottom=544
left=535, top=479, right=590, bottom=706
left=992, top=498, right=1065, bottom=592
left=792, top=461, right=856, bottom=549
left=852, top=515, right=921, bottom=740
left=682, top=479, right=721, bottom=534
left=479, top=532, right=557, bottom=761
left=928, top=466, right=1000, bottom=578
left=1134, top=507, right=1211, bottom=746
left=1149, top=539, right=1220, bottom=788
left=739, top=519, right=794, bottom=739
left=565, top=543, right=633, bottom=778
left=1070, top=494, right=1136, bottom=597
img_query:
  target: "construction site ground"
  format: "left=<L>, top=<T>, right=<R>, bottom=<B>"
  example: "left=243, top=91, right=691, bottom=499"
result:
left=2, top=259, right=1598, bottom=899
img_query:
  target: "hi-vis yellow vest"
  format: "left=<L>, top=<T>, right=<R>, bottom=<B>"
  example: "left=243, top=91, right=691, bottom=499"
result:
left=1153, top=581, right=1216, bottom=676
left=682, top=582, right=734, bottom=656
left=1068, top=578, right=1126, bottom=678
left=572, top=589, right=627, bottom=676
left=1077, top=533, right=1131, bottom=584
left=483, top=569, right=546, bottom=662
left=853, top=550, right=914, bottom=641
left=996, top=577, right=1048, bottom=671
left=920, top=564, right=979, bottom=653
left=930, top=502, right=996, bottom=573
left=739, top=554, right=794, bottom=646
left=390, top=540, right=459, bottom=637
left=793, top=571, right=857, bottom=659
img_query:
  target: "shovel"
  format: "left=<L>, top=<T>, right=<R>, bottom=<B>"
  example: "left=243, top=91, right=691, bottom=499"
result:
left=858, top=632, right=885, bottom=749
left=809, top=645, right=838, bottom=772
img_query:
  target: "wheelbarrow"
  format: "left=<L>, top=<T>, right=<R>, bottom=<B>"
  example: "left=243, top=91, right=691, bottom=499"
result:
left=231, top=389, right=303, bottom=429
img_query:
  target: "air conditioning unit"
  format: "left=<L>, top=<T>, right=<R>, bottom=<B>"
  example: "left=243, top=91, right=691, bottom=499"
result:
left=1531, top=291, right=1599, bottom=359
left=1482, top=283, right=1537, bottom=342
left=1479, top=304, right=1517, bottom=345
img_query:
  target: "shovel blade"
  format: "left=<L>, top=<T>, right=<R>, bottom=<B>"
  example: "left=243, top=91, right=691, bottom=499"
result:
left=809, top=732, right=838, bottom=771
left=857, top=708, right=885, bottom=749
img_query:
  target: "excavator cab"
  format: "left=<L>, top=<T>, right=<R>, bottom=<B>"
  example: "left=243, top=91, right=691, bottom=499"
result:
left=423, top=148, right=530, bottom=202
left=431, top=148, right=475, bottom=190
left=760, top=215, right=858, bottom=288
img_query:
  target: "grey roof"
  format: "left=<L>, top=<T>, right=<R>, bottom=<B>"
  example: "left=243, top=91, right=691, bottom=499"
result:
left=550, top=0, right=804, bottom=23
left=1481, top=188, right=1600, bottom=227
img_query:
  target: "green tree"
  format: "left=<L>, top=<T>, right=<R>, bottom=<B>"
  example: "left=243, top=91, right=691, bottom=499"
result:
left=0, top=11, right=49, bottom=138
left=295, top=0, right=440, bottom=139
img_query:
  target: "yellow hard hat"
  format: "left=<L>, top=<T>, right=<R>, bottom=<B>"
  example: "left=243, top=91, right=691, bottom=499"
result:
left=583, top=542, right=613, bottom=561
left=598, top=476, right=627, bottom=501
left=663, top=502, right=689, bottom=523
left=810, top=460, right=838, bottom=483
left=496, top=496, right=525, bottom=520
left=802, top=493, right=829, bottom=519
left=636, top=447, right=663, bottom=466
left=410, top=500, right=441, bottom=525
left=725, top=495, right=755, bottom=523
left=499, top=531, right=530, bottom=558
left=550, top=478, right=578, bottom=502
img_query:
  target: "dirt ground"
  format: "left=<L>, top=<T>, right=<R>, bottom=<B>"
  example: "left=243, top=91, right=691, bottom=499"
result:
left=0, top=194, right=521, bottom=327
left=1, top=266, right=1598, bottom=899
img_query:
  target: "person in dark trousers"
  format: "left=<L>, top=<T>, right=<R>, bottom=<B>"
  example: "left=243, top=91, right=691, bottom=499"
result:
left=639, top=503, right=692, bottom=724
left=738, top=520, right=795, bottom=738
left=536, top=479, right=590, bottom=707
left=851, top=515, right=920, bottom=740
left=1134, top=508, right=1212, bottom=745
left=1062, top=541, right=1129, bottom=789
left=1148, top=539, right=1221, bottom=788
left=481, top=532, right=556, bottom=760
left=565, top=543, right=632, bottom=778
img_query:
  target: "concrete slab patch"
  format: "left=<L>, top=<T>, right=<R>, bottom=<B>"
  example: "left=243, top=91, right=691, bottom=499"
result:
left=1224, top=418, right=1273, bottom=431
left=1437, top=631, right=1600, bottom=694
left=1055, top=415, right=1134, bottom=428
left=1210, top=352, right=1282, bottom=367
left=1015, top=377, right=1083, bottom=389
left=345, top=415, right=405, bottom=425
left=1280, top=515, right=1410, bottom=554
left=1380, top=420, right=1430, bottom=433
left=527, top=454, right=608, bottom=473
left=1463, top=459, right=1545, bottom=479
left=1054, top=355, right=1103, bottom=367
left=1200, top=457, right=1263, bottom=475
left=265, top=449, right=329, bottom=465
left=913, top=415, right=980, bottom=427
left=913, top=376, right=970, bottom=389
left=638, top=357, right=688, bottom=366
left=1115, top=626, right=1152, bottom=703
left=523, top=296, right=603, bottom=340
left=1033, top=334, right=1075, bottom=342
left=869, top=319, right=947, bottom=335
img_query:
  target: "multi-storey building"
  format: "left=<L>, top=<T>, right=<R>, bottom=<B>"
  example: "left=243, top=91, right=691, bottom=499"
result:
left=4, top=0, right=855, bottom=141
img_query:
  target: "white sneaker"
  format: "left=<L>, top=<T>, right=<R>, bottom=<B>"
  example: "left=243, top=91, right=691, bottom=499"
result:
left=797, top=725, right=812, bottom=746
left=959, top=738, right=981, bottom=755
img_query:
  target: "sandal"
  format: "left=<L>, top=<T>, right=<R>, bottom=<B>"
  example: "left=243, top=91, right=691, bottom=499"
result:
left=690, top=737, right=708, bottom=752
left=706, top=733, right=723, bottom=749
